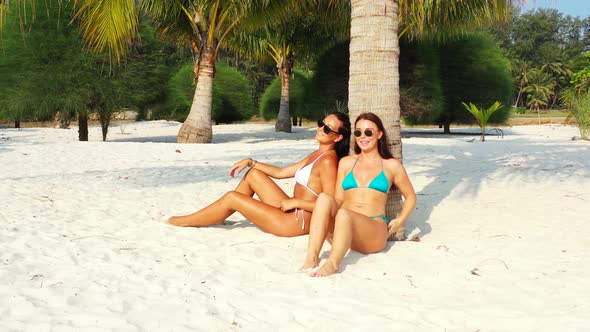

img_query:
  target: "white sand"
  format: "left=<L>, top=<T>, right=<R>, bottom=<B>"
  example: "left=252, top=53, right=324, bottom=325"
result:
left=1, top=121, right=588, bottom=331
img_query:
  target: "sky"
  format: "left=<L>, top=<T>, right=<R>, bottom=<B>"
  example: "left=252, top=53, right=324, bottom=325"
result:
left=520, top=0, right=590, bottom=18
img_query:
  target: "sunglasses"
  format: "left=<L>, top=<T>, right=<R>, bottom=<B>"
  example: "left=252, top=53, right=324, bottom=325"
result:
left=353, top=129, right=375, bottom=137
left=317, top=120, right=339, bottom=135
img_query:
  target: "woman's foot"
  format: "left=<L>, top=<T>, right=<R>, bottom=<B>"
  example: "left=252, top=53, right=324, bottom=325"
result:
left=310, top=259, right=339, bottom=277
left=166, top=215, right=188, bottom=226
left=299, top=256, right=319, bottom=273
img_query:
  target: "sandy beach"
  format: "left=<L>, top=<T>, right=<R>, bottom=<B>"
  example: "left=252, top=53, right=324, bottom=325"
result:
left=1, top=121, right=588, bottom=331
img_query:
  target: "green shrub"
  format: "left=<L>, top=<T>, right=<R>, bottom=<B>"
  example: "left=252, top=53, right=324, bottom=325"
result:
left=259, top=70, right=309, bottom=120
left=399, top=40, right=445, bottom=125
left=512, top=107, right=527, bottom=115
left=158, top=63, right=255, bottom=123
left=440, top=32, right=513, bottom=125
left=569, top=93, right=590, bottom=140
left=212, top=64, right=255, bottom=123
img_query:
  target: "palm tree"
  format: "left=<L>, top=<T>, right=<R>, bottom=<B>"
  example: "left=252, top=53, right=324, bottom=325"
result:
left=513, top=60, right=532, bottom=107
left=229, top=4, right=348, bottom=132
left=70, top=0, right=291, bottom=143
left=541, top=61, right=572, bottom=108
left=523, top=68, right=552, bottom=123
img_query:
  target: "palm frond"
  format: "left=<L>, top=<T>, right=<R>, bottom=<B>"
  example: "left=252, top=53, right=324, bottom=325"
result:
left=400, top=0, right=516, bottom=42
left=72, top=0, right=138, bottom=62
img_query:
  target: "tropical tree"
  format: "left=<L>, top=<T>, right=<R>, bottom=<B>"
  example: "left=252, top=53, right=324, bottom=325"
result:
left=462, top=101, right=503, bottom=142
left=70, top=0, right=293, bottom=143
left=542, top=61, right=573, bottom=107
left=523, top=68, right=552, bottom=122
left=228, top=4, right=348, bottom=132
left=513, top=60, right=531, bottom=107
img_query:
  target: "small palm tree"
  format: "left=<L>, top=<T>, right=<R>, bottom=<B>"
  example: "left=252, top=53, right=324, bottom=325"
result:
left=523, top=68, right=552, bottom=123
left=462, top=101, right=503, bottom=142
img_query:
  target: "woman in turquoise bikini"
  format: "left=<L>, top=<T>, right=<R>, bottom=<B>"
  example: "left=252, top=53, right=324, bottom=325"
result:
left=167, top=112, right=351, bottom=237
left=300, top=112, right=416, bottom=276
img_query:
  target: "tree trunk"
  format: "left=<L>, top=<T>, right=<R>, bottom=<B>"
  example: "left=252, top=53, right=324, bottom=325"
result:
left=349, top=0, right=404, bottom=240
left=78, top=111, right=88, bottom=141
left=14, top=119, right=20, bottom=129
left=99, top=111, right=110, bottom=142
left=514, top=87, right=523, bottom=107
left=443, top=121, right=450, bottom=134
left=177, top=48, right=216, bottom=143
left=275, top=64, right=292, bottom=133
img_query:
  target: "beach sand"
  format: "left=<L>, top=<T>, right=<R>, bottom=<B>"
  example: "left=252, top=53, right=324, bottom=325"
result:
left=1, top=121, right=588, bottom=331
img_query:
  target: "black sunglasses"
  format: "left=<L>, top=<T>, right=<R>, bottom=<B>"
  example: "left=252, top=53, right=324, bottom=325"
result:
left=353, top=129, right=375, bottom=137
left=317, top=120, right=339, bottom=135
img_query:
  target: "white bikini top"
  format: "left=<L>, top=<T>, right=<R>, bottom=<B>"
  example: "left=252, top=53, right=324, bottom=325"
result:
left=294, top=150, right=330, bottom=196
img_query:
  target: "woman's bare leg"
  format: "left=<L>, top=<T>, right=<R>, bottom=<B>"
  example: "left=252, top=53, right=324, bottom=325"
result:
left=300, top=193, right=339, bottom=271
left=168, top=169, right=289, bottom=226
left=311, top=209, right=388, bottom=277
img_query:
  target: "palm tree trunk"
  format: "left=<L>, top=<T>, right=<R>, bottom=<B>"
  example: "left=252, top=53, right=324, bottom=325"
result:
left=275, top=64, right=292, bottom=133
left=177, top=49, right=215, bottom=143
left=514, top=87, right=523, bottom=107
left=349, top=0, right=404, bottom=240
left=78, top=111, right=88, bottom=141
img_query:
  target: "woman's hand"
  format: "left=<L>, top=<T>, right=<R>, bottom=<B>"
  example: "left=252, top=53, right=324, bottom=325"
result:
left=387, top=218, right=404, bottom=236
left=229, top=158, right=252, bottom=177
left=280, top=198, right=300, bottom=212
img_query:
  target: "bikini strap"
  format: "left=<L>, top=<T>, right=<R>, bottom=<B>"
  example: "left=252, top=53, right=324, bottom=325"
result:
left=351, top=156, right=360, bottom=169
left=310, top=150, right=331, bottom=164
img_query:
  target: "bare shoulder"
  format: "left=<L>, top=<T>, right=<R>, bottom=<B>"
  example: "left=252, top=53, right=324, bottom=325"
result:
left=384, top=158, right=406, bottom=175
left=338, top=155, right=357, bottom=168
left=317, top=150, right=338, bottom=168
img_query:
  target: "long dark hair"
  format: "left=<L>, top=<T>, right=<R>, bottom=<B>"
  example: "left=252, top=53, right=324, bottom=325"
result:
left=330, top=111, right=351, bottom=161
left=353, top=112, right=394, bottom=159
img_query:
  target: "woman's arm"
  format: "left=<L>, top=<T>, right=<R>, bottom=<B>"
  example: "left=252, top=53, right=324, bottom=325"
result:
left=386, top=159, right=416, bottom=234
left=333, top=157, right=354, bottom=205
left=229, top=156, right=308, bottom=179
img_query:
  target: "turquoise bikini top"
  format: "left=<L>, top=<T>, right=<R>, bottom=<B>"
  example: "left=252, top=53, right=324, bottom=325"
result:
left=342, top=157, right=390, bottom=194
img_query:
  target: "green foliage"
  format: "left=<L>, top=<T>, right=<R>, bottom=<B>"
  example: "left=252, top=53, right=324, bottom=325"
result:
left=259, top=70, right=309, bottom=120
left=0, top=0, right=93, bottom=122
left=568, top=93, right=590, bottom=140
left=399, top=39, right=445, bottom=125
left=439, top=32, right=513, bottom=125
left=0, top=1, right=174, bottom=141
left=462, top=101, right=503, bottom=142
left=160, top=63, right=255, bottom=124
left=212, top=64, right=255, bottom=124
left=500, top=9, right=589, bottom=68
left=570, top=51, right=590, bottom=95
left=303, top=41, right=349, bottom=120
left=523, top=68, right=552, bottom=109
left=157, top=64, right=194, bottom=121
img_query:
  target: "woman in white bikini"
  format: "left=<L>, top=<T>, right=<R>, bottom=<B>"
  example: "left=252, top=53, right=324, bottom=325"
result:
left=300, top=112, right=416, bottom=276
left=167, top=112, right=351, bottom=237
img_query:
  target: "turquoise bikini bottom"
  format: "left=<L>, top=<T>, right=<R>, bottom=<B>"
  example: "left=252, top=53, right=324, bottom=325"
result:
left=370, top=215, right=389, bottom=224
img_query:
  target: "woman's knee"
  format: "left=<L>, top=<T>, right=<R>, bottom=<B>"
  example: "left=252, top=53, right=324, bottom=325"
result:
left=334, top=209, right=352, bottom=227
left=244, top=168, right=266, bottom=183
left=317, top=192, right=334, bottom=205
left=220, top=191, right=240, bottom=206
